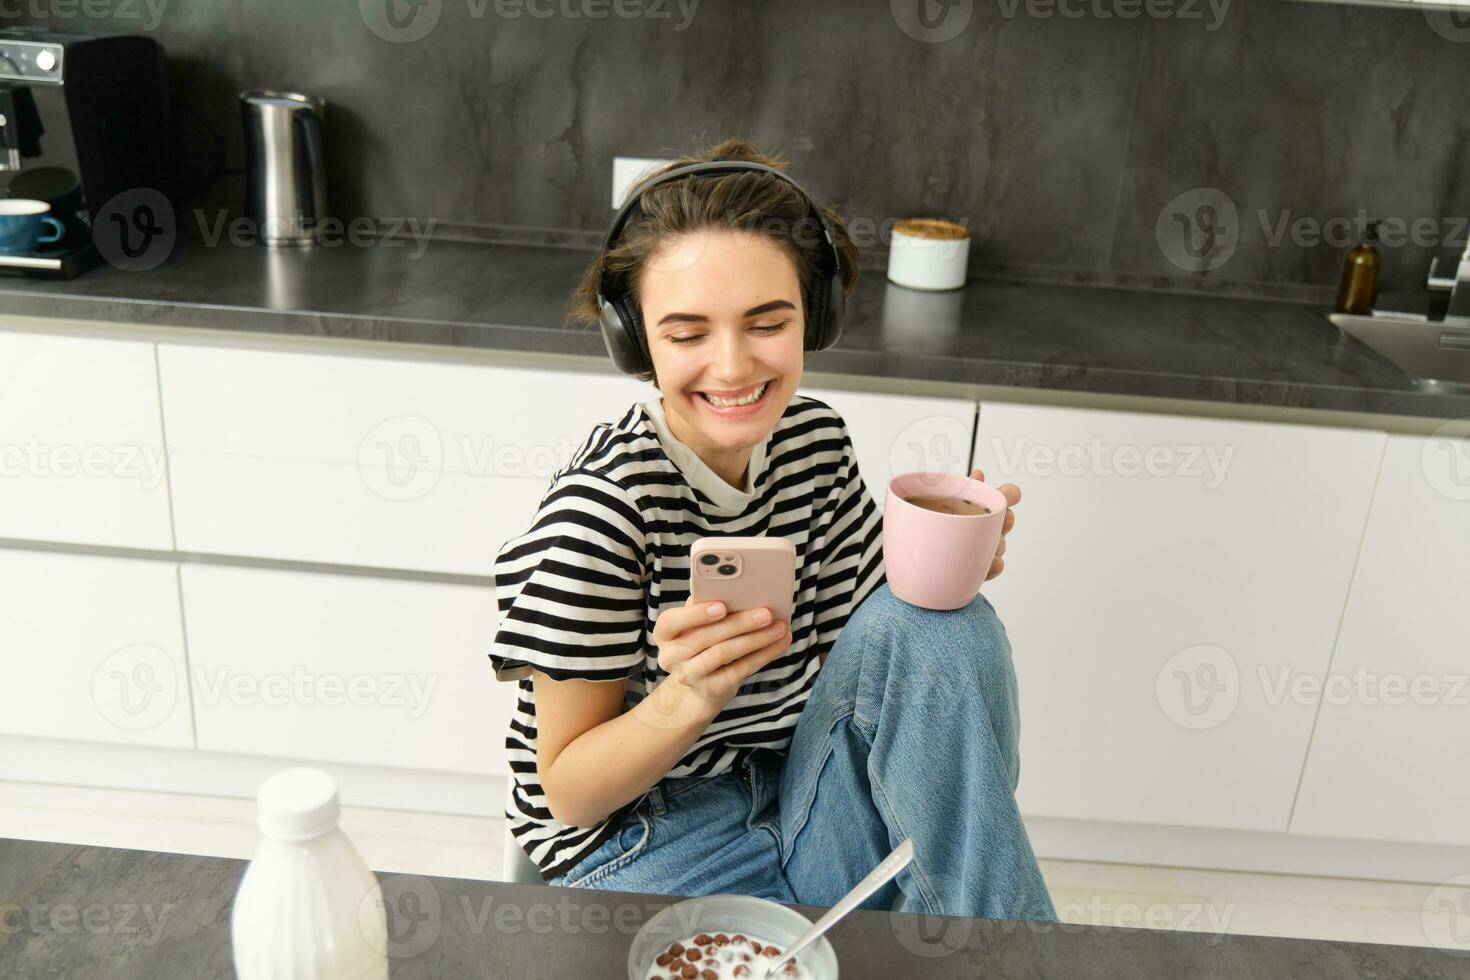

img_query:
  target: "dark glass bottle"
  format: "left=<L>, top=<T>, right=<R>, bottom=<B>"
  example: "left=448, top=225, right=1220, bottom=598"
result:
left=1335, top=220, right=1380, bottom=314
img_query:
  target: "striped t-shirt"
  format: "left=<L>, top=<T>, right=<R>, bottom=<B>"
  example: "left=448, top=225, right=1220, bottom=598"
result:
left=487, top=392, right=886, bottom=881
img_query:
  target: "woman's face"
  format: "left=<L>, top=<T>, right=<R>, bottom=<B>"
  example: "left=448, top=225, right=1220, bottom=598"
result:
left=639, top=228, right=805, bottom=459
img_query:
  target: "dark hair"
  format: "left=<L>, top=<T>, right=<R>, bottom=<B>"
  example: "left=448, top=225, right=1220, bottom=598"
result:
left=569, top=137, right=861, bottom=385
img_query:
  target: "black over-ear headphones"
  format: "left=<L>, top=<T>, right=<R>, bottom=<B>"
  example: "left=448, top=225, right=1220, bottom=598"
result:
left=595, top=159, right=845, bottom=378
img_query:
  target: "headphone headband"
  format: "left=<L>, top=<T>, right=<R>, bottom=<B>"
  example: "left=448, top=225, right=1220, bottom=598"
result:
left=594, top=158, right=845, bottom=378
left=598, top=160, right=837, bottom=284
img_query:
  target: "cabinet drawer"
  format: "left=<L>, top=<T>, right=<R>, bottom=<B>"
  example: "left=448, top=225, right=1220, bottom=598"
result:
left=0, top=548, right=191, bottom=748
left=168, top=455, right=548, bottom=575
left=1291, top=432, right=1470, bottom=847
left=181, top=563, right=509, bottom=776
left=973, top=401, right=1384, bottom=832
left=0, top=330, right=172, bottom=549
left=157, top=343, right=650, bottom=572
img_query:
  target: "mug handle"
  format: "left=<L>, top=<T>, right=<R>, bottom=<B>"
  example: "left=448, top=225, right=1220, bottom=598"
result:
left=37, top=216, right=65, bottom=245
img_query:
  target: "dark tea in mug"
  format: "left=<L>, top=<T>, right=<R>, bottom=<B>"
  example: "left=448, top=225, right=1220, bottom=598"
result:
left=899, top=493, right=991, bottom=516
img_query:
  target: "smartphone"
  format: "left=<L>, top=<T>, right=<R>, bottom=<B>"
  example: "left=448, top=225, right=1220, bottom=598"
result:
left=689, top=536, right=797, bottom=628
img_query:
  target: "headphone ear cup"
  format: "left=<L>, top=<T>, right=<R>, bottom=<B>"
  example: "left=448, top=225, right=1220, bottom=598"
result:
left=617, top=293, right=652, bottom=375
left=804, top=277, right=826, bottom=351
left=598, top=295, right=646, bottom=376
left=804, top=272, right=843, bottom=352
left=819, top=273, right=845, bottom=351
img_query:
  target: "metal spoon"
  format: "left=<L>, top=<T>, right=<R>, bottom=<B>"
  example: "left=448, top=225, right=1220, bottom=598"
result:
left=762, top=838, right=914, bottom=979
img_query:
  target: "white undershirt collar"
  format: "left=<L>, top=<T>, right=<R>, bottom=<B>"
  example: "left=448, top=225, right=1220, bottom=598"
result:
left=639, top=396, right=770, bottom=514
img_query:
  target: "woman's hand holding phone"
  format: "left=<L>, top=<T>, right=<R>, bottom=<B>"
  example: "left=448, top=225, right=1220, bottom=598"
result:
left=644, top=597, right=791, bottom=727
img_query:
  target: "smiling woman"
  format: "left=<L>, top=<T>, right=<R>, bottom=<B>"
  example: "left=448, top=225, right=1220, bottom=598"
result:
left=569, top=143, right=859, bottom=489
left=634, top=231, right=808, bottom=488
left=486, top=139, right=1049, bottom=922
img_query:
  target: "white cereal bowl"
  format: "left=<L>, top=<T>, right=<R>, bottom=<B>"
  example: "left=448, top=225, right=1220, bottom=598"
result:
left=627, top=894, right=839, bottom=979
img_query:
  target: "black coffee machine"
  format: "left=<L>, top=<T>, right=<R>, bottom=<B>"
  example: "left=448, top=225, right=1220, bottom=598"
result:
left=0, top=28, right=168, bottom=277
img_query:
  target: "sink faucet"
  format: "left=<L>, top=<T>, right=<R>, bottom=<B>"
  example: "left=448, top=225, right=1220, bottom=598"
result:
left=1426, top=244, right=1470, bottom=322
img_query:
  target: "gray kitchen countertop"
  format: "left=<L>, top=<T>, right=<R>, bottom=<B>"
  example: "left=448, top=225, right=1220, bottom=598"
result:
left=1, top=228, right=1468, bottom=423
left=0, top=836, right=1460, bottom=979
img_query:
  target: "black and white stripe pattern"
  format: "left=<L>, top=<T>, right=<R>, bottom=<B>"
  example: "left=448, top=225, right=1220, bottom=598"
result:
left=489, top=394, right=886, bottom=880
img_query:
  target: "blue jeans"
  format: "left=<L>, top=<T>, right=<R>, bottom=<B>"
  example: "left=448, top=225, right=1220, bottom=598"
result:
left=546, top=582, right=1056, bottom=921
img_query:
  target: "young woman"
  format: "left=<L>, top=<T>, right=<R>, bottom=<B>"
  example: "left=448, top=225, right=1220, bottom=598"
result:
left=488, top=139, right=1056, bottom=921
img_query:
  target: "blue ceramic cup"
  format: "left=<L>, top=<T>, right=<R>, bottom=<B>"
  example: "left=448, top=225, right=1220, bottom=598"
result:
left=0, top=199, right=66, bottom=255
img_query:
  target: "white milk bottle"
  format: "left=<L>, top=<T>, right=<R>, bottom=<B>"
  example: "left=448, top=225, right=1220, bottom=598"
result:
left=231, top=767, right=391, bottom=979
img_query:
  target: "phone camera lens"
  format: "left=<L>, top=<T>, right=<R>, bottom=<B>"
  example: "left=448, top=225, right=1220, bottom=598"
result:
left=699, top=553, right=719, bottom=566
left=717, top=564, right=737, bottom=576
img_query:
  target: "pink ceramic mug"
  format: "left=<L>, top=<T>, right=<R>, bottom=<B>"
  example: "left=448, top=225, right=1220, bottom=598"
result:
left=883, top=471, right=1007, bottom=610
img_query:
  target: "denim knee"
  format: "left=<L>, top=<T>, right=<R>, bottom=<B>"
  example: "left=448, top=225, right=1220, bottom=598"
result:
left=852, top=583, right=1014, bottom=694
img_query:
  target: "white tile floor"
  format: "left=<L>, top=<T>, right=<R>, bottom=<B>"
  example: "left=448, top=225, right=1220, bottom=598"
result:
left=2, top=779, right=1465, bottom=953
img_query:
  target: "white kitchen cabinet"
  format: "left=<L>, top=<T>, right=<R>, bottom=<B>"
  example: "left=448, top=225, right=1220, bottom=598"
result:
left=0, top=329, right=173, bottom=549
left=972, top=401, right=1385, bottom=832
left=1291, top=431, right=1470, bottom=847
left=0, top=549, right=191, bottom=749
left=156, top=343, right=651, bottom=574
left=180, top=563, right=509, bottom=776
left=800, top=385, right=975, bottom=508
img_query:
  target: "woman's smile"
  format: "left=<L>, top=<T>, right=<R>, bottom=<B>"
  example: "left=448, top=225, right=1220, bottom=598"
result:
left=693, top=380, right=774, bottom=418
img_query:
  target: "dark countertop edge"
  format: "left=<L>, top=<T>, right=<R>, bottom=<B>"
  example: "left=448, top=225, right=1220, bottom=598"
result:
left=3, top=287, right=1469, bottom=429
left=0, top=836, right=1457, bottom=980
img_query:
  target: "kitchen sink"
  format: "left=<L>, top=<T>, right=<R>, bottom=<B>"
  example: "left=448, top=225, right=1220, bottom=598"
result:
left=1329, top=311, right=1470, bottom=392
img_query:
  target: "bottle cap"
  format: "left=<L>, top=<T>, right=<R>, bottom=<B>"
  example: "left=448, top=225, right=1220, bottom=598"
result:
left=255, top=767, right=341, bottom=841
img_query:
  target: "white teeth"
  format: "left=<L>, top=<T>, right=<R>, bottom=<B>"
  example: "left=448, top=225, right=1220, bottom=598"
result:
left=702, top=382, right=767, bottom=408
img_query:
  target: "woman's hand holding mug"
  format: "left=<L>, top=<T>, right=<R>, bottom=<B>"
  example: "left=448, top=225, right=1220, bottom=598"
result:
left=971, top=467, right=1020, bottom=581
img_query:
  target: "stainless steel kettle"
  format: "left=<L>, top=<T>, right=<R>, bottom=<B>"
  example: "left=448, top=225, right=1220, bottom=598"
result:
left=240, top=90, right=326, bottom=246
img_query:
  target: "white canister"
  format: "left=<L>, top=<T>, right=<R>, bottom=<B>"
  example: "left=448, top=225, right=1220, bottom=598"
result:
left=886, top=218, right=971, bottom=291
